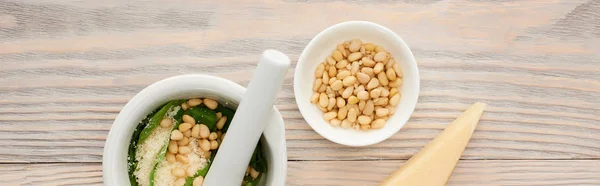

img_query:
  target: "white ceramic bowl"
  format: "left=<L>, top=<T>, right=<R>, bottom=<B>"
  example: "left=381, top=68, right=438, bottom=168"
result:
left=294, top=21, right=420, bottom=146
left=103, top=74, right=287, bottom=186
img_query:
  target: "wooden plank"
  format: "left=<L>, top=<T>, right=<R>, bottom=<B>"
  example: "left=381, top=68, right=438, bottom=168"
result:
left=0, top=0, right=599, bottom=163
left=1, top=160, right=599, bottom=185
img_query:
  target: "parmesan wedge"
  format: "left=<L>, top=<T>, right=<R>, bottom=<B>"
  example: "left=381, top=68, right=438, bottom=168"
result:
left=379, top=102, right=486, bottom=186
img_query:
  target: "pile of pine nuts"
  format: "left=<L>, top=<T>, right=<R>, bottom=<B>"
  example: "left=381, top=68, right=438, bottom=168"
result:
left=160, top=98, right=228, bottom=185
left=310, top=39, right=403, bottom=130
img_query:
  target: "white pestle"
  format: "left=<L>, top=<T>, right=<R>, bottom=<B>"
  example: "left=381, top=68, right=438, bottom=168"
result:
left=203, top=49, right=290, bottom=186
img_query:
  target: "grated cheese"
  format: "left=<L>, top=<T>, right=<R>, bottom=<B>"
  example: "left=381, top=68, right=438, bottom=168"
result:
left=134, top=125, right=171, bottom=186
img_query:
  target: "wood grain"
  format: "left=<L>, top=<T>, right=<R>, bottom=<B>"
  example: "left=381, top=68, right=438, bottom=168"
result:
left=1, top=160, right=599, bottom=186
left=0, top=0, right=599, bottom=185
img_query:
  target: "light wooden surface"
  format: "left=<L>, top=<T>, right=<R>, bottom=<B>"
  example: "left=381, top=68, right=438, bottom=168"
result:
left=0, top=0, right=598, bottom=185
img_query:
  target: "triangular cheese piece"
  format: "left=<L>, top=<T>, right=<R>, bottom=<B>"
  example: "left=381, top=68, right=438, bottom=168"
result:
left=379, top=102, right=486, bottom=186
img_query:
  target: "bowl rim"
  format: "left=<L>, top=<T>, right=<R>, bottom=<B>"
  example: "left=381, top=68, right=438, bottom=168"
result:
left=102, top=74, right=287, bottom=186
left=294, top=21, right=420, bottom=146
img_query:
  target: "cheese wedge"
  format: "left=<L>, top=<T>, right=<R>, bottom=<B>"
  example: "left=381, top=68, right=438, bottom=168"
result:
left=379, top=102, right=486, bottom=186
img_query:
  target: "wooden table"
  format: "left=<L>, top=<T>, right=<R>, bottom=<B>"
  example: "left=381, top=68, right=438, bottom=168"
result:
left=1, top=0, right=599, bottom=185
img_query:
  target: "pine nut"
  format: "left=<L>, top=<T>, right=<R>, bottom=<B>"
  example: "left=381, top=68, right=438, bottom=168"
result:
left=342, top=86, right=354, bottom=98
left=362, top=57, right=376, bottom=67
left=216, top=112, right=222, bottom=120
left=390, top=93, right=401, bottom=106
left=181, top=103, right=190, bottom=110
left=183, top=130, right=191, bottom=137
left=363, top=100, right=375, bottom=115
left=354, top=85, right=365, bottom=95
left=319, top=93, right=329, bottom=107
left=337, top=44, right=347, bottom=57
left=341, top=119, right=353, bottom=128
left=176, top=154, right=188, bottom=164
left=342, top=76, right=357, bottom=87
left=193, top=176, right=204, bottom=186
left=386, top=68, right=397, bottom=81
left=160, top=118, right=173, bottom=128
left=312, top=78, right=322, bottom=91
left=310, top=92, right=319, bottom=103
left=347, top=108, right=358, bottom=122
left=359, top=100, right=366, bottom=111
left=326, top=56, right=336, bottom=65
left=386, top=105, right=396, bottom=114
left=183, top=114, right=195, bottom=125
left=331, top=80, right=343, bottom=91
left=216, top=116, right=227, bottom=130
left=178, top=123, right=193, bottom=132
left=367, top=78, right=380, bottom=90
left=349, top=39, right=362, bottom=52
left=204, top=151, right=211, bottom=160
left=336, top=70, right=351, bottom=79
left=330, top=118, right=341, bottom=126
left=332, top=50, right=343, bottom=62
left=338, top=106, right=348, bottom=120
left=250, top=167, right=260, bottom=179
left=347, top=52, right=363, bottom=62
left=335, top=59, right=348, bottom=69
left=393, top=63, right=403, bottom=78
left=199, top=139, right=211, bottom=151
left=173, top=167, right=186, bottom=177
left=356, top=72, right=370, bottom=84
left=209, top=132, right=218, bottom=140
left=375, top=46, right=386, bottom=53
left=373, top=62, right=384, bottom=74
left=361, top=67, right=375, bottom=77
left=203, top=98, right=218, bottom=110
left=328, top=66, right=337, bottom=77
left=357, top=90, right=369, bottom=100
left=376, top=108, right=390, bottom=117
left=199, top=124, right=210, bottom=139
left=187, top=166, right=198, bottom=177
left=389, top=79, right=402, bottom=88
left=168, top=140, right=178, bottom=154
left=371, top=119, right=386, bottom=129
left=336, top=97, right=346, bottom=108
left=316, top=63, right=325, bottom=78
left=358, top=115, right=372, bottom=125
left=179, top=146, right=191, bottom=154
left=177, top=137, right=190, bottom=146
left=166, top=153, right=176, bottom=163
left=380, top=87, right=390, bottom=97
left=350, top=62, right=360, bottom=75
left=374, top=97, right=389, bottom=106
left=191, top=124, right=200, bottom=138
left=377, top=72, right=389, bottom=86
left=386, top=57, right=395, bottom=69
left=323, top=112, right=337, bottom=121
left=327, top=97, right=336, bottom=110
left=389, top=88, right=398, bottom=98
left=374, top=52, right=390, bottom=62
left=187, top=98, right=203, bottom=107
left=317, top=104, right=328, bottom=112
left=175, top=178, right=186, bottom=186
left=360, top=124, right=371, bottom=130
left=326, top=86, right=334, bottom=96
left=317, top=84, right=326, bottom=93
left=348, top=96, right=359, bottom=104
left=210, top=140, right=219, bottom=150
left=322, top=72, right=329, bottom=85
left=171, top=130, right=184, bottom=140
left=363, top=43, right=376, bottom=51
left=370, top=88, right=382, bottom=98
